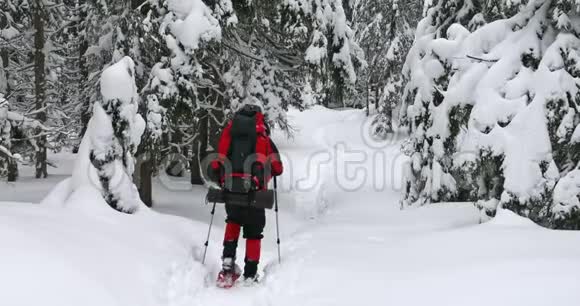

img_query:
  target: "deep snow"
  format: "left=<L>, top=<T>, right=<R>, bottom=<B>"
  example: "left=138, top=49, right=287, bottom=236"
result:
left=0, top=202, right=208, bottom=306
left=1, top=106, right=580, bottom=306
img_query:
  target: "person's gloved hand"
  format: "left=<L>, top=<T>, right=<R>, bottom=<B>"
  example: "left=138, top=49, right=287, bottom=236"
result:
left=251, top=175, right=265, bottom=191
left=271, top=160, right=283, bottom=177
left=251, top=163, right=265, bottom=190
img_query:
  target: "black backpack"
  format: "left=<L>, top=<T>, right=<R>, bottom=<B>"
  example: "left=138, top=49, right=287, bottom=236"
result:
left=225, top=105, right=264, bottom=193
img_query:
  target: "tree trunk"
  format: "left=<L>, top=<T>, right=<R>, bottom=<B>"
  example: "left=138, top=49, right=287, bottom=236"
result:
left=332, top=65, right=345, bottom=108
left=190, top=109, right=208, bottom=185
left=131, top=0, right=144, bottom=9
left=137, top=152, right=154, bottom=207
left=0, top=49, right=7, bottom=94
left=135, top=91, right=154, bottom=207
left=75, top=5, right=90, bottom=153
left=374, top=85, right=380, bottom=111
left=208, top=98, right=225, bottom=153
left=366, top=83, right=370, bottom=117
left=34, top=0, right=47, bottom=179
left=7, top=158, right=18, bottom=182
left=166, top=130, right=185, bottom=176
left=0, top=15, right=7, bottom=93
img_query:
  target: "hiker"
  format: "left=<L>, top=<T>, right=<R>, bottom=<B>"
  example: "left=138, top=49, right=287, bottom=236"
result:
left=209, top=104, right=283, bottom=286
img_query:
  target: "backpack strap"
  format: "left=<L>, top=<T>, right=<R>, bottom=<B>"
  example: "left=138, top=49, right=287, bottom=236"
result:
left=255, top=112, right=268, bottom=136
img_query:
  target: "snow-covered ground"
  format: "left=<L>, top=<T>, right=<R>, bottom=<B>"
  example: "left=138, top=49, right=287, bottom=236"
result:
left=0, top=202, right=208, bottom=306
left=1, top=106, right=580, bottom=306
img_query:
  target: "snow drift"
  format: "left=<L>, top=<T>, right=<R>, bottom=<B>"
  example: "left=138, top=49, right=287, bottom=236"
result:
left=0, top=202, right=207, bottom=306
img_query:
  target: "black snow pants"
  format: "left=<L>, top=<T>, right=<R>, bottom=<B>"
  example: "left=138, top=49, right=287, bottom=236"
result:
left=225, top=204, right=266, bottom=239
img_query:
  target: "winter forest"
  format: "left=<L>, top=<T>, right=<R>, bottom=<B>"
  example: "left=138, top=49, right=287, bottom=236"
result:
left=1, top=0, right=580, bottom=305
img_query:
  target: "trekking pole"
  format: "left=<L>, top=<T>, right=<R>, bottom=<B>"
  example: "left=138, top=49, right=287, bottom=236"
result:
left=202, top=201, right=217, bottom=264
left=274, top=177, right=281, bottom=264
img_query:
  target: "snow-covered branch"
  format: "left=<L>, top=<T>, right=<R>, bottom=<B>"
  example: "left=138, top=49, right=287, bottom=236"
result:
left=0, top=145, right=12, bottom=158
left=466, top=55, right=499, bottom=63
left=7, top=111, right=51, bottom=131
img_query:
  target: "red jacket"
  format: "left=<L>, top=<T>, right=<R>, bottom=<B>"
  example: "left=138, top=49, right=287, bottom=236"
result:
left=211, top=112, right=283, bottom=189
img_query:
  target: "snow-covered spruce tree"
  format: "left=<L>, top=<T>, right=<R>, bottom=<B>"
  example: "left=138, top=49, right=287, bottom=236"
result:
left=46, top=0, right=102, bottom=154
left=353, top=0, right=394, bottom=113
left=129, top=1, right=172, bottom=205
left=42, top=57, right=146, bottom=212
left=282, top=0, right=366, bottom=108
left=464, top=1, right=566, bottom=224
left=218, top=0, right=340, bottom=127
left=0, top=0, right=28, bottom=101
left=144, top=0, right=225, bottom=185
left=29, top=0, right=65, bottom=179
left=212, top=0, right=365, bottom=127
left=194, top=0, right=324, bottom=180
left=1, top=0, right=36, bottom=177
left=401, top=0, right=531, bottom=208
left=145, top=0, right=362, bottom=186
left=379, top=0, right=422, bottom=132
left=402, top=0, right=580, bottom=228
left=75, top=0, right=104, bottom=147
left=545, top=0, right=580, bottom=229
left=353, top=0, right=420, bottom=137
left=77, top=1, right=149, bottom=145
left=0, top=0, right=71, bottom=179
left=459, top=1, right=580, bottom=226
left=222, top=53, right=293, bottom=132
left=0, top=95, right=50, bottom=182
left=85, top=57, right=145, bottom=213
left=402, top=0, right=483, bottom=207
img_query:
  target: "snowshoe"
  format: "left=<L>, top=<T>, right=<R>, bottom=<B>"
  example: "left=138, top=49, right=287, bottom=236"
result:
left=216, top=269, right=241, bottom=289
left=242, top=274, right=260, bottom=287
left=216, top=258, right=241, bottom=289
